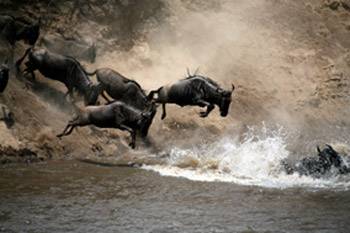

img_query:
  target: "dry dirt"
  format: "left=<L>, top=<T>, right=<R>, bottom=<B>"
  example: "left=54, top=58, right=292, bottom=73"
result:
left=1, top=0, right=350, bottom=164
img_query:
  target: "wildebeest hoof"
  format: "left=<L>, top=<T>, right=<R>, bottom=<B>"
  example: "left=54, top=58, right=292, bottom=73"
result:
left=129, top=142, right=135, bottom=149
left=199, top=111, right=208, bottom=117
left=161, top=114, right=166, bottom=120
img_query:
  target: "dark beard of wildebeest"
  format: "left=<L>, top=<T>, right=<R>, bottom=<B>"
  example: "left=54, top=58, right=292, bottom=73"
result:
left=56, top=101, right=157, bottom=149
left=282, top=145, right=350, bottom=177
left=15, top=47, right=100, bottom=105
left=148, top=74, right=235, bottom=119
left=0, top=63, right=9, bottom=93
left=0, top=15, right=40, bottom=46
left=85, top=68, right=152, bottom=109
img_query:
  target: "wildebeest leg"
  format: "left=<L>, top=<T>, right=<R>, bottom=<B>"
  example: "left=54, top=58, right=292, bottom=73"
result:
left=1, top=106, right=14, bottom=128
left=15, top=47, right=31, bottom=71
left=57, top=124, right=76, bottom=138
left=119, top=124, right=136, bottom=149
left=194, top=99, right=212, bottom=117
left=23, top=68, right=35, bottom=82
left=129, top=130, right=136, bottom=149
left=200, top=104, right=215, bottom=118
left=101, top=91, right=112, bottom=103
left=161, top=103, right=166, bottom=120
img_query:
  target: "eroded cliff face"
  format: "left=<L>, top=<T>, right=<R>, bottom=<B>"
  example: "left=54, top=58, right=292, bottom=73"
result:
left=1, top=0, right=350, bottom=164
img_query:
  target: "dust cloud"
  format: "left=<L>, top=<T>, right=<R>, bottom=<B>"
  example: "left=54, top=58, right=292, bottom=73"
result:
left=92, top=0, right=350, bottom=153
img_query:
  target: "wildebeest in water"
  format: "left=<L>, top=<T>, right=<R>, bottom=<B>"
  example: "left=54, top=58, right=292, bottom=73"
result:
left=282, top=144, right=350, bottom=177
left=15, top=47, right=101, bottom=105
left=57, top=101, right=157, bottom=149
left=148, top=71, right=235, bottom=119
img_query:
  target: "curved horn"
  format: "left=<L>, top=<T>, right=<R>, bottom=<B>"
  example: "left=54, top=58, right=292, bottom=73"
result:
left=326, top=144, right=334, bottom=150
left=317, top=145, right=321, bottom=153
left=231, top=84, right=235, bottom=92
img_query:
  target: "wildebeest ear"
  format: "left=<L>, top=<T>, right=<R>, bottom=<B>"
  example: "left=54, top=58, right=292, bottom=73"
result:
left=231, top=84, right=235, bottom=92
left=317, top=145, right=321, bottom=153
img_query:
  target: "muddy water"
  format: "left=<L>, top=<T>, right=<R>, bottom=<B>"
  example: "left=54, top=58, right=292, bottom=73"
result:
left=0, top=160, right=350, bottom=233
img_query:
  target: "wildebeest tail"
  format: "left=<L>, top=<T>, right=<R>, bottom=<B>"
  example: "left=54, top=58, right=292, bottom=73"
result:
left=147, top=87, right=163, bottom=100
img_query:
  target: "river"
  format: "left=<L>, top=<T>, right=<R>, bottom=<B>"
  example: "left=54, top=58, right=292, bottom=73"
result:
left=0, top=158, right=350, bottom=233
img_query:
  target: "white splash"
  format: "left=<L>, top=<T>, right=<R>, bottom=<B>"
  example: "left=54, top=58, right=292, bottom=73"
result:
left=143, top=127, right=350, bottom=190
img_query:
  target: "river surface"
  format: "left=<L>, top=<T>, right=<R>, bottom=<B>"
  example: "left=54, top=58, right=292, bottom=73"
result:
left=0, top=160, right=350, bottom=233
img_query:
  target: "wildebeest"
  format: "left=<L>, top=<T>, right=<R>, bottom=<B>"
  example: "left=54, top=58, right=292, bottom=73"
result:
left=0, top=15, right=40, bottom=46
left=57, top=101, right=157, bottom=149
left=282, top=145, right=350, bottom=177
left=148, top=74, right=235, bottom=119
left=0, top=63, right=9, bottom=93
left=86, top=68, right=150, bottom=109
left=15, top=47, right=100, bottom=105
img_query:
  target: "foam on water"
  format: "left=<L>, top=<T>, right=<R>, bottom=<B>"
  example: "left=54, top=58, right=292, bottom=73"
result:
left=143, top=127, right=350, bottom=190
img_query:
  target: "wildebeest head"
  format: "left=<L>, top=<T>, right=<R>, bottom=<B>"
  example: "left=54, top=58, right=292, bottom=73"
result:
left=317, top=144, right=342, bottom=168
left=139, top=102, right=157, bottom=138
left=84, top=84, right=101, bottom=106
left=17, top=18, right=40, bottom=46
left=218, top=84, right=235, bottom=117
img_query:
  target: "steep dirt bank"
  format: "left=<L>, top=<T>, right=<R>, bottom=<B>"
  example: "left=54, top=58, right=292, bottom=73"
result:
left=1, top=0, right=350, bottom=164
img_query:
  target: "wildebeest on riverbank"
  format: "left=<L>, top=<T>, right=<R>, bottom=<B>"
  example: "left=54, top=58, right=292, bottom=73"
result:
left=0, top=15, right=40, bottom=46
left=57, top=101, right=157, bottom=149
left=15, top=47, right=101, bottom=105
left=85, top=68, right=150, bottom=110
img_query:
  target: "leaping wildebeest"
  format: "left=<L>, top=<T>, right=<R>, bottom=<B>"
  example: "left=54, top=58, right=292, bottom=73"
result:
left=85, top=68, right=150, bottom=110
left=0, top=15, right=40, bottom=46
left=15, top=47, right=101, bottom=105
left=57, top=101, right=157, bottom=149
left=148, top=72, right=235, bottom=119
